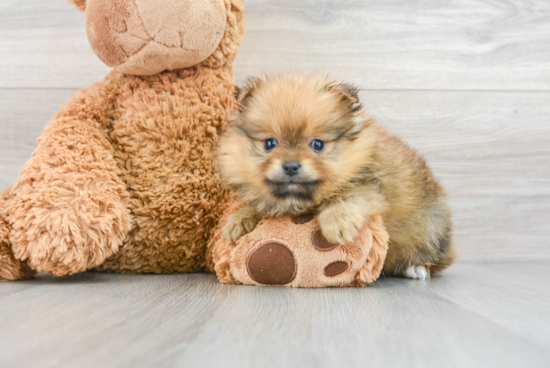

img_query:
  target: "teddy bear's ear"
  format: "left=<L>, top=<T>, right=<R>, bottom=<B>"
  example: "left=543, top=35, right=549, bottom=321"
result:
left=67, top=0, right=86, bottom=12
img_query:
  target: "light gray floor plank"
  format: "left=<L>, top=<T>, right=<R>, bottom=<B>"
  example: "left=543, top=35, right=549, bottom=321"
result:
left=0, top=89, right=78, bottom=189
left=1, top=263, right=549, bottom=368
left=426, top=262, right=550, bottom=347
left=1, top=0, right=550, bottom=90
left=1, top=89, right=549, bottom=262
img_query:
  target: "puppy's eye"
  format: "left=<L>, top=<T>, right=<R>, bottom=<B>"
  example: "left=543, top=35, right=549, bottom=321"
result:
left=309, top=139, right=325, bottom=153
left=264, top=138, right=278, bottom=152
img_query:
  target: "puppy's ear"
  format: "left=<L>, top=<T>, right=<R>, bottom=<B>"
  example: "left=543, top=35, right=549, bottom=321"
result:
left=67, top=0, right=86, bottom=11
left=237, top=77, right=263, bottom=112
left=340, top=83, right=362, bottom=113
left=325, top=81, right=366, bottom=138
left=234, top=85, right=242, bottom=100
left=325, top=82, right=363, bottom=114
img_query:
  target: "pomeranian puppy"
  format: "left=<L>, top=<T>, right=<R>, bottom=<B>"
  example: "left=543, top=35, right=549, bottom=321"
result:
left=217, top=73, right=456, bottom=279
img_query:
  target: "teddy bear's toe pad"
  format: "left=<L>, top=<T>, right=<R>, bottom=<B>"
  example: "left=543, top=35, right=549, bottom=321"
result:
left=292, top=213, right=315, bottom=224
left=324, top=261, right=349, bottom=277
left=312, top=229, right=339, bottom=251
left=247, top=242, right=297, bottom=285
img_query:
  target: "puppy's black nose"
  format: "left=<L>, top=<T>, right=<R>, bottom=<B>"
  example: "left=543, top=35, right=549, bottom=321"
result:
left=283, top=161, right=301, bottom=177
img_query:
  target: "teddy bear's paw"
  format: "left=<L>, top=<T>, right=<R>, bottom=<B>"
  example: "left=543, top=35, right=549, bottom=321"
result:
left=0, top=242, right=35, bottom=281
left=404, top=265, right=430, bottom=280
left=318, top=202, right=365, bottom=245
left=10, top=192, right=130, bottom=276
left=19, top=220, right=127, bottom=276
left=223, top=209, right=261, bottom=243
left=222, top=212, right=390, bottom=287
left=245, top=241, right=353, bottom=286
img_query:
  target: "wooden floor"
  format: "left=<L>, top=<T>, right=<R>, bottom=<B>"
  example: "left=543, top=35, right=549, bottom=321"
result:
left=1, top=262, right=549, bottom=368
left=1, top=1, right=550, bottom=367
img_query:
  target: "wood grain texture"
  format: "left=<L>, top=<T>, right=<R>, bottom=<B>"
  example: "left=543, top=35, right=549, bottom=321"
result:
left=1, top=0, right=550, bottom=89
left=1, top=89, right=548, bottom=262
left=1, top=264, right=549, bottom=368
left=359, top=90, right=550, bottom=262
left=236, top=0, right=550, bottom=90
left=0, top=0, right=109, bottom=89
left=0, top=89, right=78, bottom=189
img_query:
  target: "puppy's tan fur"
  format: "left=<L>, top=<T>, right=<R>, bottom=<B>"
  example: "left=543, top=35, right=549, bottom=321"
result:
left=218, top=73, right=456, bottom=277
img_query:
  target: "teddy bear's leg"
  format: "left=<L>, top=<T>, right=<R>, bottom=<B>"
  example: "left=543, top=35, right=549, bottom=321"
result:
left=1, top=191, right=34, bottom=281
left=8, top=107, right=132, bottom=276
left=354, top=215, right=389, bottom=286
left=1, top=239, right=35, bottom=281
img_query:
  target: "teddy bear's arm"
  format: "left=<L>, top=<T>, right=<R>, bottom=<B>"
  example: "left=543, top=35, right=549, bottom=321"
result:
left=354, top=215, right=389, bottom=286
left=7, top=90, right=132, bottom=276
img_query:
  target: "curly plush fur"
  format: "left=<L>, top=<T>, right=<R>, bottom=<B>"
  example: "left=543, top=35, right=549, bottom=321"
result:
left=68, top=0, right=87, bottom=12
left=1, top=0, right=245, bottom=278
left=0, top=188, right=34, bottom=281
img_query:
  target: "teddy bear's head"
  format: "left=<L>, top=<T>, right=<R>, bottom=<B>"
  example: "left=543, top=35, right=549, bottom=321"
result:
left=68, top=0, right=244, bottom=75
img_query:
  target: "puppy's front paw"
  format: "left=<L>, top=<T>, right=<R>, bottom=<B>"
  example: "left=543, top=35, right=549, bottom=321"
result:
left=318, top=202, right=366, bottom=244
left=223, top=209, right=261, bottom=243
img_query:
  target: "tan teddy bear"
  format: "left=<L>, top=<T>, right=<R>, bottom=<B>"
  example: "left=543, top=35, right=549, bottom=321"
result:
left=0, top=0, right=245, bottom=280
left=1, top=0, right=388, bottom=287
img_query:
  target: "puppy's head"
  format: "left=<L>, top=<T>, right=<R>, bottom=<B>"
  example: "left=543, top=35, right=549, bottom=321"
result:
left=218, top=73, right=376, bottom=215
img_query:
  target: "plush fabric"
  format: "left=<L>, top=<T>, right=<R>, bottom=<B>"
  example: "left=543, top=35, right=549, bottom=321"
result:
left=2, top=0, right=387, bottom=287
left=0, top=188, right=34, bottom=281
left=1, top=0, right=245, bottom=278
left=207, top=201, right=389, bottom=287
left=85, top=0, right=228, bottom=75
left=69, top=0, right=87, bottom=12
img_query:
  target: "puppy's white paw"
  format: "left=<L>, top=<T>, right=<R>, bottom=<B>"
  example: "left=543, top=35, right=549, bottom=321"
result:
left=405, top=266, right=430, bottom=280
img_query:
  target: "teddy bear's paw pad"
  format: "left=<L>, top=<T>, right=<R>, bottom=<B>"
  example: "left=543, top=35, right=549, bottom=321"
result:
left=312, top=229, right=340, bottom=251
left=246, top=242, right=297, bottom=285
left=292, top=213, right=315, bottom=224
left=324, top=261, right=349, bottom=277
